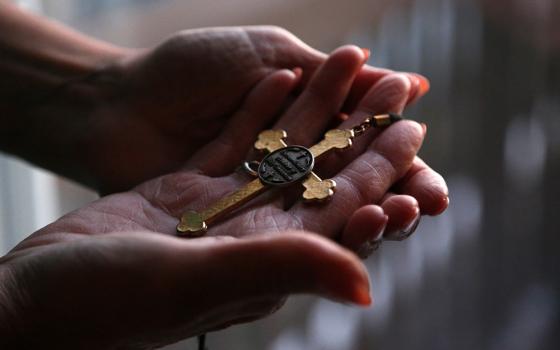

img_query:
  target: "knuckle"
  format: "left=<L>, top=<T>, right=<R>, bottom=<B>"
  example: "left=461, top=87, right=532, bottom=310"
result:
left=246, top=25, right=295, bottom=44
left=261, top=25, right=293, bottom=38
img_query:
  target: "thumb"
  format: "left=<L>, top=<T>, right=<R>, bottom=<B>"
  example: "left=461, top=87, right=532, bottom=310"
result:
left=186, top=231, right=372, bottom=307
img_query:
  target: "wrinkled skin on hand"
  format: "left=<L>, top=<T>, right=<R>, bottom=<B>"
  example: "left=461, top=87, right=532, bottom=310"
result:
left=75, top=26, right=432, bottom=194
left=1, top=232, right=371, bottom=349
left=0, top=50, right=445, bottom=350
left=83, top=26, right=326, bottom=193
left=0, top=28, right=448, bottom=349
left=78, top=27, right=447, bottom=236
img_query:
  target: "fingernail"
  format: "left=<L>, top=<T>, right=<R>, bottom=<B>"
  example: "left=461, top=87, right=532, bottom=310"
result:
left=357, top=241, right=381, bottom=259
left=402, top=210, right=420, bottom=235
left=356, top=215, right=388, bottom=259
left=441, top=195, right=450, bottom=211
left=385, top=207, right=421, bottom=241
left=441, top=195, right=450, bottom=210
left=357, top=238, right=383, bottom=259
left=292, top=67, right=303, bottom=79
left=353, top=284, right=372, bottom=306
left=406, top=73, right=430, bottom=104
left=428, top=194, right=450, bottom=216
left=399, top=210, right=421, bottom=241
left=420, top=123, right=427, bottom=135
left=411, top=73, right=430, bottom=95
left=330, top=272, right=371, bottom=306
left=361, top=48, right=371, bottom=62
left=374, top=215, right=389, bottom=240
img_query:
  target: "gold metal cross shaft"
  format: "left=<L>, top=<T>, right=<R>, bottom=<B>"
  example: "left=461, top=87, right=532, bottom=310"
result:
left=177, top=129, right=354, bottom=236
left=177, top=113, right=402, bottom=236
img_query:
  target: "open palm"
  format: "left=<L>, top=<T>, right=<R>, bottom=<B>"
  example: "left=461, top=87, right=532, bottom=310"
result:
left=28, top=46, right=442, bottom=249
left=1, top=47, right=445, bottom=349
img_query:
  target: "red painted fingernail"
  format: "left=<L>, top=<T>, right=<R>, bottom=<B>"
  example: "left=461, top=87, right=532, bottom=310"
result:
left=412, top=73, right=430, bottom=95
left=361, top=48, right=371, bottom=62
left=405, top=73, right=430, bottom=104
left=353, top=285, right=372, bottom=306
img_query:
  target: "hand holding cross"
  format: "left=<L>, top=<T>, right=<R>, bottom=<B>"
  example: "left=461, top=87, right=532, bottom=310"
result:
left=177, top=114, right=401, bottom=236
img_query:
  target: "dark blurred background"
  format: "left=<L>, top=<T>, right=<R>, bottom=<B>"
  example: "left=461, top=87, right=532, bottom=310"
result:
left=1, top=0, right=558, bottom=349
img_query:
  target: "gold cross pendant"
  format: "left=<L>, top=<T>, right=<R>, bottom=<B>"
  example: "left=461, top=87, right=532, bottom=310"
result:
left=177, top=114, right=402, bottom=236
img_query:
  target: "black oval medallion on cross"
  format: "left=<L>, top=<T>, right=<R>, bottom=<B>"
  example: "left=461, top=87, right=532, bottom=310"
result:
left=258, top=146, right=314, bottom=187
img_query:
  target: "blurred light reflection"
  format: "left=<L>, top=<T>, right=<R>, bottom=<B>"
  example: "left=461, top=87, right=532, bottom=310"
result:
left=306, top=300, right=361, bottom=350
left=270, top=329, right=306, bottom=350
left=447, top=175, right=483, bottom=240
left=504, top=117, right=547, bottom=191
left=489, top=286, right=558, bottom=350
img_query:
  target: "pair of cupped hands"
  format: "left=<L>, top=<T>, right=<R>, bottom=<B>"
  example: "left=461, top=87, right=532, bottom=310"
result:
left=0, top=27, right=448, bottom=349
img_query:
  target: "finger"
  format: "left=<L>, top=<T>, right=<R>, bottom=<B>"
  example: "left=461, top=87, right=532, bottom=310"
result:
left=340, top=194, right=422, bottom=256
left=246, top=27, right=414, bottom=94
left=340, top=73, right=411, bottom=132
left=394, top=156, right=449, bottom=216
left=293, top=120, right=424, bottom=237
left=185, top=69, right=300, bottom=175
left=340, top=205, right=388, bottom=258
left=313, top=74, right=413, bottom=180
left=379, top=193, right=421, bottom=241
left=406, top=73, right=431, bottom=105
left=92, top=232, right=371, bottom=331
left=344, top=68, right=430, bottom=113
left=185, top=231, right=372, bottom=307
left=275, top=45, right=366, bottom=146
